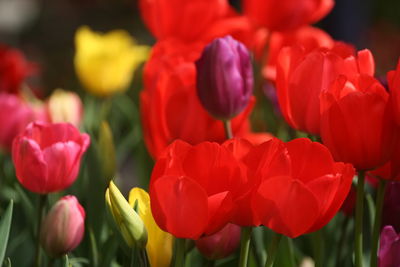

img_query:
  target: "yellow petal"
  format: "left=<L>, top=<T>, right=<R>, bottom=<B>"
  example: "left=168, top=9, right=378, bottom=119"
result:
left=108, top=181, right=148, bottom=248
left=129, top=188, right=173, bottom=267
left=74, top=26, right=150, bottom=97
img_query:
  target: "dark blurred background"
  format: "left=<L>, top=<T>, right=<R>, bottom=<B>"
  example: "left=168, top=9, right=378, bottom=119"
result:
left=0, top=0, right=399, bottom=93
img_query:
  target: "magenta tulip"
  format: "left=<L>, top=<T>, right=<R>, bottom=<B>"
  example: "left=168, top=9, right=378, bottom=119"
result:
left=12, top=122, right=90, bottom=193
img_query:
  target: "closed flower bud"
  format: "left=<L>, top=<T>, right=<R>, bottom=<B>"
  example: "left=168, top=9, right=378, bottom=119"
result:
left=47, top=89, right=83, bottom=127
left=195, top=223, right=241, bottom=260
left=195, top=36, right=253, bottom=120
left=105, top=181, right=148, bottom=248
left=40, top=195, right=85, bottom=257
left=98, top=121, right=116, bottom=180
left=379, top=225, right=400, bottom=267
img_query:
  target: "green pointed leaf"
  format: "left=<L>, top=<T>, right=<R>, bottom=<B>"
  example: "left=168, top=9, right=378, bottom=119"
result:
left=0, top=200, right=13, bottom=265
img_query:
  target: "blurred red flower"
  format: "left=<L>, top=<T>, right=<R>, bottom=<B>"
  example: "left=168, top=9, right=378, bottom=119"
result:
left=243, top=0, right=333, bottom=32
left=0, top=44, right=35, bottom=94
left=139, top=0, right=252, bottom=45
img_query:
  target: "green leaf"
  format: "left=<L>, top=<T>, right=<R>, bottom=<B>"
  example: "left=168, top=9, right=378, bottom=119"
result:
left=0, top=201, right=13, bottom=265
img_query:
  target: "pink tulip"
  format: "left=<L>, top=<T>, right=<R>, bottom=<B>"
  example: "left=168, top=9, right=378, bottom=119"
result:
left=12, top=122, right=90, bottom=193
left=0, top=93, right=37, bottom=150
left=40, top=195, right=85, bottom=256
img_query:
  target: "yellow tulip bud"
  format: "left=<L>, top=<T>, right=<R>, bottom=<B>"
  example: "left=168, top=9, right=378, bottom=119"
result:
left=106, top=181, right=147, bottom=248
left=74, top=26, right=150, bottom=97
left=47, top=89, right=83, bottom=127
left=129, top=188, right=173, bottom=267
left=98, top=121, right=116, bottom=180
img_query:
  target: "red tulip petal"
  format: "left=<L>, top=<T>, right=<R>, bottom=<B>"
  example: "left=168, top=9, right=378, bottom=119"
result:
left=150, top=175, right=208, bottom=239
left=204, top=191, right=233, bottom=235
left=253, top=176, right=320, bottom=238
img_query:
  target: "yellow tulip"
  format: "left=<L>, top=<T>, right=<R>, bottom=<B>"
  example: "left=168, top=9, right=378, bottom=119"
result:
left=74, top=26, right=150, bottom=97
left=129, top=188, right=173, bottom=267
left=106, top=181, right=148, bottom=248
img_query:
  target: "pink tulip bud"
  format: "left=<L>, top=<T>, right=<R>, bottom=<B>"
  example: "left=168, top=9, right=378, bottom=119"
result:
left=12, top=122, right=90, bottom=193
left=195, top=223, right=241, bottom=260
left=40, top=195, right=85, bottom=257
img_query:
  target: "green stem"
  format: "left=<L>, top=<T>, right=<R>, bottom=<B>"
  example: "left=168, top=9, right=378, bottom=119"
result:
left=251, top=229, right=265, bottom=267
left=335, top=216, right=350, bottom=266
left=355, top=171, right=365, bottom=267
left=174, top=238, right=186, bottom=267
left=312, top=230, right=324, bottom=267
left=239, top=227, right=252, bottom=267
left=286, top=237, right=296, bottom=267
left=265, top=233, right=282, bottom=267
left=223, top=120, right=233, bottom=139
left=370, top=179, right=387, bottom=267
left=34, top=194, right=47, bottom=267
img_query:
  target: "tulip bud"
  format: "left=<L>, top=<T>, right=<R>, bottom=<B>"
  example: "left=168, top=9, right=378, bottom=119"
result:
left=98, top=121, right=116, bottom=180
left=47, top=89, right=83, bottom=127
left=378, top=225, right=400, bottom=267
left=40, top=195, right=85, bottom=257
left=105, top=181, right=147, bottom=248
left=195, top=223, right=241, bottom=260
left=195, top=36, right=253, bottom=120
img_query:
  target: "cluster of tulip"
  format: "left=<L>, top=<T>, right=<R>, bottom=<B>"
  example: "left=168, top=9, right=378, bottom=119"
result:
left=1, top=0, right=400, bottom=266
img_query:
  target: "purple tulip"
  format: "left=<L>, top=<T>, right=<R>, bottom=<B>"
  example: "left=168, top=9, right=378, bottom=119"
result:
left=382, top=182, right=400, bottom=233
left=195, top=223, right=241, bottom=260
left=378, top=225, right=400, bottom=267
left=195, top=36, right=253, bottom=120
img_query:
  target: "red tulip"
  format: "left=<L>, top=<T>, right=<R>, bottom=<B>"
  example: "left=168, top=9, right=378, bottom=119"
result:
left=252, top=138, right=354, bottom=238
left=149, top=140, right=249, bottom=239
left=276, top=44, right=374, bottom=135
left=195, top=223, right=241, bottom=260
left=388, top=59, right=400, bottom=125
left=40, top=195, right=85, bottom=256
left=0, top=44, right=35, bottom=94
left=320, top=74, right=398, bottom=170
left=139, top=0, right=252, bottom=45
left=140, top=40, right=254, bottom=158
left=256, top=26, right=334, bottom=81
left=12, top=122, right=90, bottom=194
left=244, top=0, right=334, bottom=32
left=0, top=93, right=47, bottom=151
left=369, top=139, right=400, bottom=181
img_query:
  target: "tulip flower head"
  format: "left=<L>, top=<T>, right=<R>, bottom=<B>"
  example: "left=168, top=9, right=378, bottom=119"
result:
left=12, top=122, right=90, bottom=193
left=74, top=26, right=150, bottom=97
left=378, top=225, right=400, bottom=267
left=196, top=36, right=254, bottom=120
left=47, top=89, right=83, bottom=127
left=40, top=195, right=85, bottom=257
left=0, top=93, right=38, bottom=151
left=129, top=187, right=173, bottom=267
left=0, top=44, right=36, bottom=94
left=244, top=0, right=334, bottom=32
left=195, top=223, right=241, bottom=260
left=105, top=181, right=148, bottom=249
left=252, top=138, right=355, bottom=238
left=150, top=140, right=249, bottom=239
